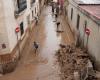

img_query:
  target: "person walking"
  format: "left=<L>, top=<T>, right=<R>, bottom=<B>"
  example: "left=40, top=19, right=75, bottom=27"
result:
left=35, top=16, right=38, bottom=25
left=55, top=13, right=58, bottom=18
left=33, top=41, right=39, bottom=54
left=56, top=5, right=59, bottom=15
left=56, top=22, right=60, bottom=31
left=52, top=3, right=54, bottom=13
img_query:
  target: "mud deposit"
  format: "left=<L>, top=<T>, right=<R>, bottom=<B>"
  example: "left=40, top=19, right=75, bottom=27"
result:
left=56, top=44, right=97, bottom=80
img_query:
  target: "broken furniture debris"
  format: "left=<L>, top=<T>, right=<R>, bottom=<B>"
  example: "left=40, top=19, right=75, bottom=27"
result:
left=56, top=44, right=97, bottom=80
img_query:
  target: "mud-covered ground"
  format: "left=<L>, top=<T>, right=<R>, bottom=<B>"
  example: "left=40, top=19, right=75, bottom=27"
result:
left=0, top=6, right=74, bottom=80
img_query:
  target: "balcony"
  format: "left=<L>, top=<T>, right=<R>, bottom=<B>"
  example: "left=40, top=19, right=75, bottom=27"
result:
left=14, top=0, right=27, bottom=16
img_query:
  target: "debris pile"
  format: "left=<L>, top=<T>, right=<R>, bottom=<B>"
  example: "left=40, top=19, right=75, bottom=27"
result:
left=56, top=44, right=96, bottom=80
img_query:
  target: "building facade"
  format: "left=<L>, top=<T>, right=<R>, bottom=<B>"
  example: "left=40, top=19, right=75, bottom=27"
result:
left=0, top=0, right=40, bottom=73
left=68, top=0, right=100, bottom=70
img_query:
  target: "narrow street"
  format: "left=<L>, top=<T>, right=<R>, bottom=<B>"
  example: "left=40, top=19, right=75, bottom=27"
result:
left=0, top=6, right=74, bottom=80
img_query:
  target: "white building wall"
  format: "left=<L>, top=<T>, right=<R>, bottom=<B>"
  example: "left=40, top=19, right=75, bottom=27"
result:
left=78, top=11, right=100, bottom=67
left=87, top=20, right=100, bottom=63
left=0, top=0, right=40, bottom=54
left=97, top=26, right=100, bottom=65
left=3, top=0, right=19, bottom=52
left=68, top=2, right=100, bottom=70
left=0, top=0, right=10, bottom=54
left=27, top=0, right=31, bottom=14
left=2, top=0, right=30, bottom=53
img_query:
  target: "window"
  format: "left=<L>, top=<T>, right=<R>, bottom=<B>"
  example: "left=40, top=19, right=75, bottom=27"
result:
left=20, top=22, right=24, bottom=36
left=16, top=0, right=27, bottom=13
left=76, top=14, right=80, bottom=29
left=35, top=7, right=36, bottom=14
left=84, top=21, right=87, bottom=30
left=71, top=8, right=73, bottom=20
left=32, top=10, right=34, bottom=18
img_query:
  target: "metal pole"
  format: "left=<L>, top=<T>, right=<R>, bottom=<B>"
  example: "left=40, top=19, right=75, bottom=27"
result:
left=83, top=21, right=87, bottom=48
left=86, top=35, right=89, bottom=51
left=16, top=33, right=20, bottom=60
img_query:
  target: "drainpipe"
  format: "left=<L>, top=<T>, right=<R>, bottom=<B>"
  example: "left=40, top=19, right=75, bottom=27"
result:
left=86, top=35, right=89, bottom=51
left=82, top=28, right=85, bottom=48
left=15, top=27, right=20, bottom=60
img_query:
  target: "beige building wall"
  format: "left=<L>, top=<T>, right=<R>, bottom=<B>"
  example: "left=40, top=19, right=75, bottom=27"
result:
left=68, top=2, right=100, bottom=70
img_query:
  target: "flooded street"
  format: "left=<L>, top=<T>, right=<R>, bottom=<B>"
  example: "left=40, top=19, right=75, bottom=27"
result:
left=0, top=6, right=74, bottom=80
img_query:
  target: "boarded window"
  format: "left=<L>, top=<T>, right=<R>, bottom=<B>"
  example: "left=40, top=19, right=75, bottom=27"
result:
left=32, top=10, right=34, bottom=18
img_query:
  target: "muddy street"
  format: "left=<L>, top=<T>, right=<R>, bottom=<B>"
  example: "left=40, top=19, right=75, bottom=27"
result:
left=0, top=6, right=74, bottom=80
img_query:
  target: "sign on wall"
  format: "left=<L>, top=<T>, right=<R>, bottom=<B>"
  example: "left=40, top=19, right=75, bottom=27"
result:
left=15, top=27, right=20, bottom=33
left=85, top=28, right=90, bottom=36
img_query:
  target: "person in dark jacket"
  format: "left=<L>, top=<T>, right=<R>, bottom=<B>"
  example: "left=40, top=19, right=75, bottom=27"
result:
left=52, top=3, right=54, bottom=13
left=56, top=5, right=59, bottom=15
left=33, top=41, right=39, bottom=54
left=55, top=13, right=58, bottom=18
left=56, top=22, right=60, bottom=31
left=35, top=17, right=38, bottom=25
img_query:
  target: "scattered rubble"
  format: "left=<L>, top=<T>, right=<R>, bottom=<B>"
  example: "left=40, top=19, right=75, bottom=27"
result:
left=56, top=44, right=97, bottom=80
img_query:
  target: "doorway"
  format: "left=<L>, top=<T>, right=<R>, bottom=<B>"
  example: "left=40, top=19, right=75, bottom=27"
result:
left=20, top=22, right=24, bottom=36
